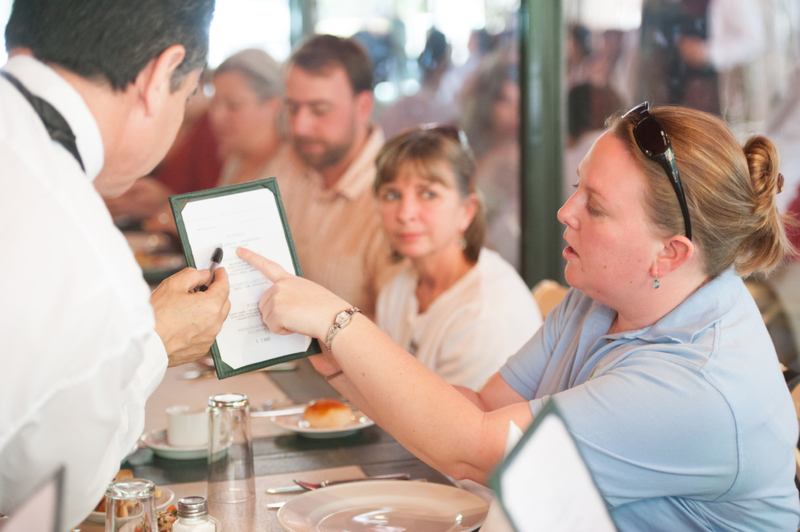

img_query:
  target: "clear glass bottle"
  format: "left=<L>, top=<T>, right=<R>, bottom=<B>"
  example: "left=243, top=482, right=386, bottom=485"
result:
left=172, top=496, right=215, bottom=532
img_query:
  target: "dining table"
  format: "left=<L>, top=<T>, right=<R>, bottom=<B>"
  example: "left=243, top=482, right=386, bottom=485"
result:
left=74, top=357, right=469, bottom=532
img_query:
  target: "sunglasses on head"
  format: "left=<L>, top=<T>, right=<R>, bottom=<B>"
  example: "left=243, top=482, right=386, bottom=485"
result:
left=624, top=102, right=692, bottom=241
left=419, top=123, right=471, bottom=152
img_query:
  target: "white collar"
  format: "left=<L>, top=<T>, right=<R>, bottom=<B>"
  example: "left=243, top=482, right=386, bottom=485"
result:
left=3, top=55, right=105, bottom=181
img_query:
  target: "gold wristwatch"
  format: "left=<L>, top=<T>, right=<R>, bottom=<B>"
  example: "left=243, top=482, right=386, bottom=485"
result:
left=325, top=307, right=361, bottom=352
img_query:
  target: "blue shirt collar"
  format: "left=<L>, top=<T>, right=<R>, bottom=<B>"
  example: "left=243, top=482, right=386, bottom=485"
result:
left=600, top=268, right=744, bottom=345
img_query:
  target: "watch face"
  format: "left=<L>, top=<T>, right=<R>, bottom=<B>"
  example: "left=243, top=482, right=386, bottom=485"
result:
left=334, top=311, right=350, bottom=326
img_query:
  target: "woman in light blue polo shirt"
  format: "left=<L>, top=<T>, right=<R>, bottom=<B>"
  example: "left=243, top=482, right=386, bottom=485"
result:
left=239, top=103, right=800, bottom=531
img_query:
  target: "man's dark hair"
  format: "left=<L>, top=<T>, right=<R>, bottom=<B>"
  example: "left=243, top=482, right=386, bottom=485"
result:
left=5, top=0, right=215, bottom=91
left=289, top=34, right=373, bottom=94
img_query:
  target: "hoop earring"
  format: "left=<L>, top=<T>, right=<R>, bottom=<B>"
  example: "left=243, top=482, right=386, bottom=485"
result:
left=652, top=274, right=660, bottom=289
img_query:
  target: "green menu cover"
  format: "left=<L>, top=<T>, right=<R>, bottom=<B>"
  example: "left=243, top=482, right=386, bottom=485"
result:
left=488, top=400, right=618, bottom=532
left=169, top=177, right=321, bottom=379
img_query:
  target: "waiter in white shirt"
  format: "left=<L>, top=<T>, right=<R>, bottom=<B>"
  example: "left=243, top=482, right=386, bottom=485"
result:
left=0, top=0, right=230, bottom=529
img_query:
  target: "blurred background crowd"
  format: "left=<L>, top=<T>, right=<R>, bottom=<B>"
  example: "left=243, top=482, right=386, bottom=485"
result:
left=3, top=0, right=800, bottom=372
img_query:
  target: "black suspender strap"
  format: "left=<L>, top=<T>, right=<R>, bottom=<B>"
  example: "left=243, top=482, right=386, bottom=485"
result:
left=1, top=70, right=86, bottom=172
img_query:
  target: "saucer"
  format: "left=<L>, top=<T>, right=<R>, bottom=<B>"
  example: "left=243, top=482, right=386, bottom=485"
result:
left=141, top=429, right=207, bottom=460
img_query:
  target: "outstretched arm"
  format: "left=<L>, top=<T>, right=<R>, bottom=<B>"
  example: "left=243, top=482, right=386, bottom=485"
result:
left=238, top=248, right=532, bottom=483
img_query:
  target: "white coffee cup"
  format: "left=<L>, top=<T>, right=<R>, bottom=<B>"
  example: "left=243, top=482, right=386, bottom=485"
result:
left=166, top=405, right=209, bottom=447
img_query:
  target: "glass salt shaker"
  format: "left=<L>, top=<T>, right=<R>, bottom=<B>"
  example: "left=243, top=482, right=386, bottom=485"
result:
left=172, top=496, right=215, bottom=532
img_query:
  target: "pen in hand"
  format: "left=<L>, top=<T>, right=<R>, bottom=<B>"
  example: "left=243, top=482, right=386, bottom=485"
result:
left=199, top=247, right=223, bottom=292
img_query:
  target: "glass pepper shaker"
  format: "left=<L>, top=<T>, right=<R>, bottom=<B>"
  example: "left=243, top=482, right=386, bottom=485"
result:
left=172, top=496, right=215, bottom=532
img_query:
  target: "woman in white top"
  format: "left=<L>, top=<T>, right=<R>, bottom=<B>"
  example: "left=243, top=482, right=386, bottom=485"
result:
left=374, top=126, right=542, bottom=390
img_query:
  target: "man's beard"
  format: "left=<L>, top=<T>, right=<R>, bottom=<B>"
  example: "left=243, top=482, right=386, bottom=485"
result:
left=292, top=118, right=357, bottom=171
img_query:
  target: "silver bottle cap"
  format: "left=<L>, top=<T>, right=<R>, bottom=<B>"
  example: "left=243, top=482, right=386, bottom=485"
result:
left=177, top=496, right=209, bottom=519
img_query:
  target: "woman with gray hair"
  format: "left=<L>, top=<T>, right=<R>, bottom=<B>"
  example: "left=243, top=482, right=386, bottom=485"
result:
left=210, top=48, right=285, bottom=186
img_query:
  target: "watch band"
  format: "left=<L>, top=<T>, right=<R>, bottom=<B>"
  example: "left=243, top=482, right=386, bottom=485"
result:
left=325, top=307, right=361, bottom=352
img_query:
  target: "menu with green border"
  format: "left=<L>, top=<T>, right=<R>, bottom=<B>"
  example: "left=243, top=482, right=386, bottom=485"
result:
left=170, top=178, right=321, bottom=379
left=488, top=400, right=618, bottom=532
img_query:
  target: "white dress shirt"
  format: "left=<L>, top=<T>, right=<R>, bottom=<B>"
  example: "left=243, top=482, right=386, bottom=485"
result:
left=377, top=248, right=543, bottom=390
left=0, top=56, right=167, bottom=529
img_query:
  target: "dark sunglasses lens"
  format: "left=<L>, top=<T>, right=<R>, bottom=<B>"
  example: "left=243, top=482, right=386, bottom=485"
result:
left=634, top=116, right=669, bottom=155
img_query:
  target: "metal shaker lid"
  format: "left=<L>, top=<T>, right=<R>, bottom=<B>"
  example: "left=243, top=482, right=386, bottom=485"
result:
left=177, top=496, right=208, bottom=518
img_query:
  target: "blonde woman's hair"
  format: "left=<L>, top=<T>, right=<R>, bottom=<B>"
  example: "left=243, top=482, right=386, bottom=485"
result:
left=374, top=128, right=486, bottom=263
left=608, top=105, right=794, bottom=278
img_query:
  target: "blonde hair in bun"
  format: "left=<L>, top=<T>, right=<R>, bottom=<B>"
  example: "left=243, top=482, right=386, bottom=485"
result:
left=738, top=136, right=795, bottom=274
left=608, top=106, right=795, bottom=278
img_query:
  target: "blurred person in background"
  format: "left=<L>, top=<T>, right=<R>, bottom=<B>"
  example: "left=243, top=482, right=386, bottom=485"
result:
left=637, top=0, right=765, bottom=114
left=437, top=28, right=495, bottom=108
left=380, top=28, right=458, bottom=139
left=211, top=48, right=285, bottom=187
left=460, top=51, right=521, bottom=269
left=353, top=27, right=403, bottom=87
left=374, top=127, right=542, bottom=391
left=0, top=0, right=230, bottom=527
left=262, top=34, right=397, bottom=319
left=567, top=24, right=593, bottom=88
left=144, top=48, right=284, bottom=234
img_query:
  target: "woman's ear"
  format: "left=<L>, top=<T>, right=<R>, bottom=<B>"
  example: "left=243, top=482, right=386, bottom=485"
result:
left=459, top=192, right=479, bottom=232
left=652, top=235, right=694, bottom=277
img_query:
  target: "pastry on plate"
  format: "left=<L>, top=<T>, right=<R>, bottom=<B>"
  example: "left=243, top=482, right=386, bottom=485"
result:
left=303, top=399, right=352, bottom=429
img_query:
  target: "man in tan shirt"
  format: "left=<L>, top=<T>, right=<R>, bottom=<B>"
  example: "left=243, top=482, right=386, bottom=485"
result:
left=266, top=35, right=396, bottom=318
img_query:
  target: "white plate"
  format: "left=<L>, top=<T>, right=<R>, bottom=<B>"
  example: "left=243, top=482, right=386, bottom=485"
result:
left=85, top=487, right=174, bottom=524
left=270, top=410, right=374, bottom=439
left=119, top=515, right=221, bottom=532
left=142, top=429, right=208, bottom=460
left=277, top=480, right=488, bottom=532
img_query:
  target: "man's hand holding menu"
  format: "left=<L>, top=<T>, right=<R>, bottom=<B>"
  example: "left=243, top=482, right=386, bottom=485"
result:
left=152, top=267, right=231, bottom=367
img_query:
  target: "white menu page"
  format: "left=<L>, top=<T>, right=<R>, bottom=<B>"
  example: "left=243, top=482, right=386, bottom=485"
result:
left=180, top=187, right=311, bottom=370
